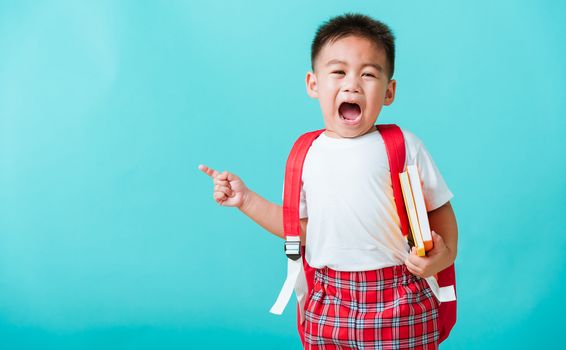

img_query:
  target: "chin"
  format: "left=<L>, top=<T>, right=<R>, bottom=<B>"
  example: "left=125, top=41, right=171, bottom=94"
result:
left=337, top=129, right=362, bottom=138
left=330, top=126, right=368, bottom=139
left=338, top=121, right=377, bottom=137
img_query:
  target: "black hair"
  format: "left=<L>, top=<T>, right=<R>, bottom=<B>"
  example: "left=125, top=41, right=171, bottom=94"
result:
left=311, top=13, right=396, bottom=79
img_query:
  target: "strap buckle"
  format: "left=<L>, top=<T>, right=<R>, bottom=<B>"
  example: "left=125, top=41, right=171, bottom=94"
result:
left=284, top=236, right=301, bottom=261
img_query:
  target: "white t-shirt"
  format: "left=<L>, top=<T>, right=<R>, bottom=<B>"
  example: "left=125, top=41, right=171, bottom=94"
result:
left=284, top=127, right=453, bottom=271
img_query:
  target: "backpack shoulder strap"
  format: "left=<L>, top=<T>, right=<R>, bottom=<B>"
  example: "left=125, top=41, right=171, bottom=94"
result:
left=270, top=128, right=324, bottom=319
left=377, top=124, right=457, bottom=343
left=282, top=129, right=325, bottom=258
left=377, top=124, right=410, bottom=237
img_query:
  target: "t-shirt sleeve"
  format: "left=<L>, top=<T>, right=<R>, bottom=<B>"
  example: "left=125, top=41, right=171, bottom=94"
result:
left=404, top=131, right=454, bottom=212
left=281, top=181, right=308, bottom=219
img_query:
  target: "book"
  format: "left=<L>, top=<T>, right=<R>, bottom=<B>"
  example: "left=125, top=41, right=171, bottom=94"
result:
left=399, top=164, right=433, bottom=256
left=407, top=165, right=433, bottom=251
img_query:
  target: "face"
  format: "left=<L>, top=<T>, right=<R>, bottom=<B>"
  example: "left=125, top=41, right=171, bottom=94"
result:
left=306, top=35, right=396, bottom=138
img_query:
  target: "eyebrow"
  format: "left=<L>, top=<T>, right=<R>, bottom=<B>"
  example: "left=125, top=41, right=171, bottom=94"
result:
left=325, top=59, right=384, bottom=72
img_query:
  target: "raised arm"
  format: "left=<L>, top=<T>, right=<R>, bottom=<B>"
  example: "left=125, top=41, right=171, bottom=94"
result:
left=198, top=164, right=307, bottom=242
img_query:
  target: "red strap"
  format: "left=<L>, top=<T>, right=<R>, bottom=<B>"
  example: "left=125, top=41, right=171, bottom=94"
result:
left=283, top=129, right=325, bottom=238
left=378, top=124, right=457, bottom=343
left=377, top=124, right=410, bottom=236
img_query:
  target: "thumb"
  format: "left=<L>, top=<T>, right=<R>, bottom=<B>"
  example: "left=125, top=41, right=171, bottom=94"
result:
left=431, top=230, right=446, bottom=247
left=226, top=171, right=239, bottom=182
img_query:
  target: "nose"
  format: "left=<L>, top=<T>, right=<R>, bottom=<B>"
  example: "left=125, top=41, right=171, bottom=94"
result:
left=341, top=75, right=361, bottom=93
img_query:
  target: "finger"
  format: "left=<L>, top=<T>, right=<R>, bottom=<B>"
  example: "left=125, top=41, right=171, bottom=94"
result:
left=198, top=164, right=219, bottom=178
left=214, top=184, right=233, bottom=195
left=226, top=171, right=238, bottom=181
left=405, top=264, right=416, bottom=276
left=213, top=179, right=229, bottom=187
left=213, top=192, right=227, bottom=202
left=216, top=170, right=230, bottom=180
left=405, top=252, right=418, bottom=267
left=407, top=253, right=426, bottom=269
left=429, top=231, right=446, bottom=254
left=432, top=230, right=446, bottom=244
left=405, top=259, right=422, bottom=276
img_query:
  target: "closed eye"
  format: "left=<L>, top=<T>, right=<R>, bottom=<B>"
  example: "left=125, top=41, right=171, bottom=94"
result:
left=331, top=70, right=345, bottom=75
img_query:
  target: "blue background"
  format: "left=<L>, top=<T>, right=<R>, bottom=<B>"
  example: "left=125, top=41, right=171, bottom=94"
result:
left=1, top=0, right=564, bottom=349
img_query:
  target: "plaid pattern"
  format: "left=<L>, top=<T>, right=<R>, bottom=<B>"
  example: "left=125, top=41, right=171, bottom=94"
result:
left=303, top=265, right=439, bottom=349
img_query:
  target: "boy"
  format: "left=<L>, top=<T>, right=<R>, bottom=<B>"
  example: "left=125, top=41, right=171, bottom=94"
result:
left=199, top=13, right=457, bottom=349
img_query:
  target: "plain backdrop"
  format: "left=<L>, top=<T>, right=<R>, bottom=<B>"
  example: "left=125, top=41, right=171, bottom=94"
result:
left=1, top=0, right=564, bottom=349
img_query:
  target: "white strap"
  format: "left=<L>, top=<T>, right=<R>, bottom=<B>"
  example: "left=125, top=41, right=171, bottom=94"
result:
left=424, top=276, right=456, bottom=303
left=270, top=258, right=308, bottom=323
left=295, top=262, right=308, bottom=324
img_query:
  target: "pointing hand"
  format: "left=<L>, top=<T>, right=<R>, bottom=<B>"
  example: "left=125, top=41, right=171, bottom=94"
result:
left=198, top=164, right=248, bottom=208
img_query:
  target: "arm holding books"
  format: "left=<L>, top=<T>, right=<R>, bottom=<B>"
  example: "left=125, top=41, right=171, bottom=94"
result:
left=404, top=201, right=458, bottom=278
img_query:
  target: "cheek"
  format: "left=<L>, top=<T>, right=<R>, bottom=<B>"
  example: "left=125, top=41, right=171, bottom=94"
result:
left=318, top=87, right=338, bottom=109
left=320, top=98, right=336, bottom=116
left=367, top=86, right=387, bottom=103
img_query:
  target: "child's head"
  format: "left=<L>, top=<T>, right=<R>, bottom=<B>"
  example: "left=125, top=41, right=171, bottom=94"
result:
left=306, top=13, right=397, bottom=138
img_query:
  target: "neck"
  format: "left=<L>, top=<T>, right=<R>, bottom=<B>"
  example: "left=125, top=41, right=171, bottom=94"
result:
left=324, top=125, right=377, bottom=139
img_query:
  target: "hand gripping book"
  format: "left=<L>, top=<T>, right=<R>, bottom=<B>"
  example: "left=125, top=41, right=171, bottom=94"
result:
left=399, top=164, right=433, bottom=256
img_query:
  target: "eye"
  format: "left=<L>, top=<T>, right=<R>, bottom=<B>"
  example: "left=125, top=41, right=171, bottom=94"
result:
left=362, top=72, right=376, bottom=78
left=331, top=70, right=345, bottom=75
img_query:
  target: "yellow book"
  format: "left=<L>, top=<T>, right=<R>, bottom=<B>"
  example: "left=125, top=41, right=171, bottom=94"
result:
left=399, top=171, right=426, bottom=256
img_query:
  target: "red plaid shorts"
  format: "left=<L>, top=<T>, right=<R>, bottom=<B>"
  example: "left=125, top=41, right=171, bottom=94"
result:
left=303, top=264, right=440, bottom=349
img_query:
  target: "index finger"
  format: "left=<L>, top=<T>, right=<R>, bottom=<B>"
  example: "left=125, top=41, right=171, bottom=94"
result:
left=198, top=164, right=219, bottom=178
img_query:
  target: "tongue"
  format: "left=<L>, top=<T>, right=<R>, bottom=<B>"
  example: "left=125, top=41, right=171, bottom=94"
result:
left=339, top=103, right=361, bottom=120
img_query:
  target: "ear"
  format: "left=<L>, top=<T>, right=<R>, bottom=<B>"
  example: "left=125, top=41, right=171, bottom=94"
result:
left=305, top=71, right=319, bottom=98
left=383, top=79, right=396, bottom=106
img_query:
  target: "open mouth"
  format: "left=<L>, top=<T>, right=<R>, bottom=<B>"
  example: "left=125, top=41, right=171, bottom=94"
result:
left=338, top=102, right=361, bottom=122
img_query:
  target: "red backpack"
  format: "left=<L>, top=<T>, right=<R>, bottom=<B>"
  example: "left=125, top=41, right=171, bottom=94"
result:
left=280, top=124, right=457, bottom=345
